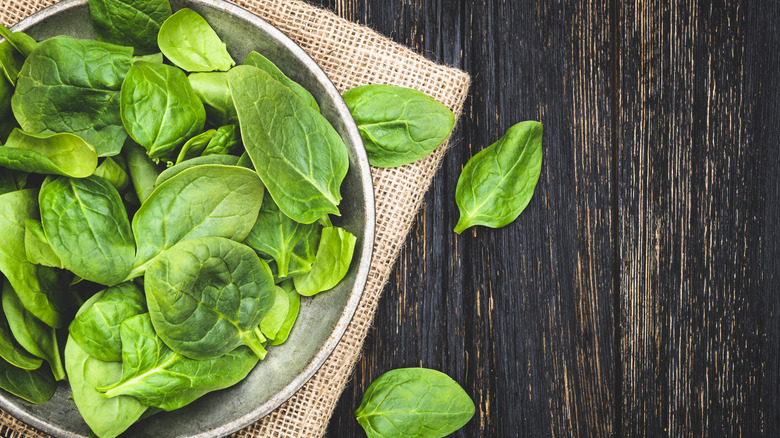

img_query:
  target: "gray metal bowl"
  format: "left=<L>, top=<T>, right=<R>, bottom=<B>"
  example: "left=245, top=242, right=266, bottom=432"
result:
left=2, top=1, right=375, bottom=436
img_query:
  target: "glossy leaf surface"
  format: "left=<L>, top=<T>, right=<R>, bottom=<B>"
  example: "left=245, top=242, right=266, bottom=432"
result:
left=0, top=129, right=98, bottom=178
left=158, top=9, right=235, bottom=72
left=89, top=0, right=172, bottom=55
left=293, top=227, right=356, bottom=296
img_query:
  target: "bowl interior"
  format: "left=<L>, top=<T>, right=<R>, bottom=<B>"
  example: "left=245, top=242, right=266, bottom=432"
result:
left=3, top=1, right=374, bottom=437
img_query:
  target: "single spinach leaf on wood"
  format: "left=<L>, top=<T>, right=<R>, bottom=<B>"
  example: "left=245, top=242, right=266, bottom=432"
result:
left=293, top=227, right=356, bottom=296
left=0, top=129, right=98, bottom=178
left=154, top=154, right=239, bottom=186
left=99, top=313, right=259, bottom=410
left=69, top=282, right=145, bottom=362
left=158, top=9, right=235, bottom=72
left=145, top=237, right=275, bottom=360
left=343, top=84, right=455, bottom=168
left=244, top=194, right=318, bottom=279
left=65, top=335, right=147, bottom=438
left=12, top=36, right=132, bottom=157
left=120, top=61, right=206, bottom=159
left=229, top=65, right=348, bottom=224
left=89, top=0, right=172, bottom=55
left=0, top=358, right=55, bottom=404
left=268, top=280, right=299, bottom=346
left=24, top=219, right=63, bottom=269
left=244, top=51, right=319, bottom=111
left=454, top=121, right=543, bottom=234
left=175, top=129, right=216, bottom=164
left=355, top=368, right=475, bottom=438
left=131, top=164, right=264, bottom=275
left=188, top=72, right=237, bottom=127
left=0, top=189, right=66, bottom=328
left=2, top=281, right=65, bottom=380
left=40, top=176, right=135, bottom=286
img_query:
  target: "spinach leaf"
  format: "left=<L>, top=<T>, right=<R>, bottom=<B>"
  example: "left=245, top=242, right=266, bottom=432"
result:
left=0, top=189, right=66, bottom=328
left=133, top=52, right=164, bottom=64
left=202, top=124, right=240, bottom=156
left=120, top=61, right=206, bottom=159
left=0, top=171, right=26, bottom=195
left=188, top=72, right=237, bottom=127
left=155, top=153, right=239, bottom=186
left=158, top=9, right=235, bottom=72
left=175, top=129, right=216, bottom=164
left=293, top=227, right=356, bottom=296
left=89, top=0, right=172, bottom=55
left=65, top=335, right=147, bottom=438
left=145, top=237, right=275, bottom=360
left=99, top=313, right=259, bottom=410
left=285, top=224, right=321, bottom=278
left=0, top=41, right=25, bottom=85
left=12, top=36, right=132, bottom=157
left=355, top=368, right=475, bottom=438
left=131, top=164, right=264, bottom=275
left=94, top=156, right=130, bottom=191
left=454, top=121, right=543, bottom=233
left=343, top=84, right=455, bottom=168
left=40, top=176, right=135, bottom=286
left=24, top=219, right=63, bottom=269
left=268, top=280, right=299, bottom=346
left=0, top=280, right=42, bottom=370
left=2, top=281, right=65, bottom=380
left=244, top=194, right=318, bottom=278
left=0, top=25, right=37, bottom=57
left=69, top=282, right=145, bottom=362
left=124, top=139, right=163, bottom=204
left=0, top=358, right=55, bottom=404
left=229, top=65, right=348, bottom=224
left=259, top=285, right=289, bottom=341
left=0, top=129, right=98, bottom=178
left=244, top=51, right=319, bottom=112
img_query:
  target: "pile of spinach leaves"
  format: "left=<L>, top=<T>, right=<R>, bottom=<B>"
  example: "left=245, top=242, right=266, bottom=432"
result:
left=0, top=2, right=358, bottom=436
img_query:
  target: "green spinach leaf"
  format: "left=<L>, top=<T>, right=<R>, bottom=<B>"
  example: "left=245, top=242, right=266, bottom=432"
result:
left=12, top=36, right=132, bottom=157
left=202, top=124, right=240, bottom=156
left=0, top=171, right=26, bottom=195
left=343, top=84, right=455, bottom=168
left=0, top=25, right=37, bottom=57
left=99, top=313, right=259, bottom=411
left=0, top=280, right=42, bottom=370
left=293, top=227, right=356, bottom=296
left=145, top=237, right=275, bottom=360
left=0, top=357, right=55, bottom=404
left=355, top=368, right=475, bottom=438
left=124, top=139, right=163, bottom=204
left=39, top=176, right=135, bottom=286
left=24, top=219, right=63, bottom=269
left=454, top=121, right=543, bottom=233
left=0, top=41, right=25, bottom=85
left=268, top=280, right=299, bottom=346
left=188, top=72, right=237, bottom=127
left=94, top=156, right=130, bottom=191
left=229, top=65, right=348, bottom=224
left=120, top=61, right=206, bottom=159
left=69, top=282, right=145, bottom=362
left=89, top=0, right=172, bottom=55
left=244, top=51, right=319, bottom=111
left=155, top=153, right=239, bottom=186
left=259, top=285, right=289, bottom=341
left=158, top=9, right=235, bottom=72
left=0, top=129, right=98, bottom=178
left=175, top=129, right=216, bottom=164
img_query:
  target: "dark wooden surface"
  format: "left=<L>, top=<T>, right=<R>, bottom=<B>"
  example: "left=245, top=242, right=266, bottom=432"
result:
left=305, top=1, right=780, bottom=436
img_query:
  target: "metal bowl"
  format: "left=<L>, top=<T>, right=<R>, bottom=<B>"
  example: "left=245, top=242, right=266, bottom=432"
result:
left=1, top=1, right=375, bottom=436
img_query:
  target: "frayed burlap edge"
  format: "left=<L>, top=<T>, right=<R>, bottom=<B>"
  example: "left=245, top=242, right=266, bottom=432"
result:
left=0, top=0, right=471, bottom=436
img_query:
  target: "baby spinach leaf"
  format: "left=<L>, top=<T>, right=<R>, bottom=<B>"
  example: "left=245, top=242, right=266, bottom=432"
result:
left=65, top=335, right=147, bottom=438
left=0, top=189, right=66, bottom=328
left=145, top=237, right=275, bottom=360
left=229, top=65, right=348, bottom=224
left=202, top=124, right=240, bottom=156
left=99, top=313, right=259, bottom=411
left=0, top=171, right=26, bottom=196
left=94, top=156, right=130, bottom=192
left=89, top=0, right=172, bottom=55
left=244, top=194, right=318, bottom=279
left=158, top=9, right=235, bottom=72
left=0, top=41, right=25, bottom=85
left=268, top=280, right=300, bottom=346
left=133, top=52, right=164, bottom=64
left=0, top=358, right=55, bottom=404
left=39, top=176, right=135, bottom=286
left=0, top=280, right=42, bottom=370
left=293, top=227, right=356, bottom=296
left=0, top=129, right=98, bottom=178
left=12, top=36, right=132, bottom=157
left=2, top=281, right=65, bottom=380
left=188, top=72, right=237, bottom=127
left=259, top=285, right=290, bottom=341
left=355, top=368, right=475, bottom=438
left=0, top=25, right=37, bottom=57
left=244, top=51, right=319, bottom=112
left=454, top=121, right=543, bottom=234
left=131, top=164, right=264, bottom=275
left=286, top=224, right=321, bottom=278
left=124, top=139, right=163, bottom=204
left=154, top=153, right=239, bottom=186
left=69, top=282, right=145, bottom=362
left=343, top=84, right=455, bottom=168
left=24, top=219, right=63, bottom=269
left=120, top=61, right=206, bottom=159
left=175, top=129, right=216, bottom=164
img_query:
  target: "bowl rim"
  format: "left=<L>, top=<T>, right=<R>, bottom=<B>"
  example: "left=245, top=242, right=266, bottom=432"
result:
left=4, top=1, right=376, bottom=437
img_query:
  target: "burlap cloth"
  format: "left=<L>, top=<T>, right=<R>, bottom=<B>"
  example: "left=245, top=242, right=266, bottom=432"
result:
left=0, top=0, right=470, bottom=436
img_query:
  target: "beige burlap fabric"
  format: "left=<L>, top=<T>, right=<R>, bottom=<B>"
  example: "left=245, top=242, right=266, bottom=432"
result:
left=0, top=0, right=470, bottom=436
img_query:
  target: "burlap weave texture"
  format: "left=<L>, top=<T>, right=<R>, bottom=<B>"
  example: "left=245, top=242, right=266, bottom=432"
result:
left=0, top=0, right=471, bottom=436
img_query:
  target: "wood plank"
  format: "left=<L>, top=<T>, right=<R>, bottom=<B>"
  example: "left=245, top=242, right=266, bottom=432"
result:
left=618, top=1, right=768, bottom=435
left=323, top=0, right=616, bottom=436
